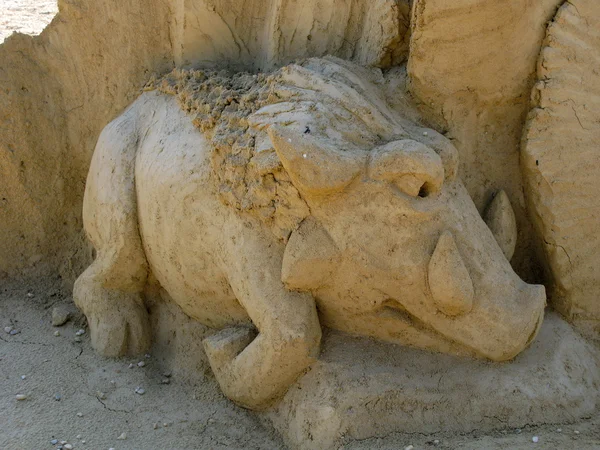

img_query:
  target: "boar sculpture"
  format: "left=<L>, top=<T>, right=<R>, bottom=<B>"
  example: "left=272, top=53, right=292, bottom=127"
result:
left=74, top=57, right=546, bottom=410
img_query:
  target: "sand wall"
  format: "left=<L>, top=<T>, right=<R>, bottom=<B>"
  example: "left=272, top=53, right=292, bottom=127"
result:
left=0, top=0, right=409, bottom=283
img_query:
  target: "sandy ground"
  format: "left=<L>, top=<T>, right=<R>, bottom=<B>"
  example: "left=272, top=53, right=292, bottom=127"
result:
left=0, top=0, right=58, bottom=43
left=2, top=277, right=600, bottom=450
left=0, top=277, right=285, bottom=450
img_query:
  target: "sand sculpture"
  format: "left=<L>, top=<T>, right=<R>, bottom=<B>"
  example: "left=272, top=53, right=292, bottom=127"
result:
left=74, top=57, right=546, bottom=410
left=2, top=0, right=600, bottom=448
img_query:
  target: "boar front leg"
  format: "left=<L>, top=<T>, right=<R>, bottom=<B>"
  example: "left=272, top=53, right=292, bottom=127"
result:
left=203, top=224, right=322, bottom=410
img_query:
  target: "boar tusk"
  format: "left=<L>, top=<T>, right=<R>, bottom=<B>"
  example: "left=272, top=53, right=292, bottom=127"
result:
left=483, top=190, right=517, bottom=261
left=282, top=217, right=340, bottom=290
left=428, top=231, right=474, bottom=317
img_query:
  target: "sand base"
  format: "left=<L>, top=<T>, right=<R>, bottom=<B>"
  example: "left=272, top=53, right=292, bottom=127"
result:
left=264, top=313, right=600, bottom=449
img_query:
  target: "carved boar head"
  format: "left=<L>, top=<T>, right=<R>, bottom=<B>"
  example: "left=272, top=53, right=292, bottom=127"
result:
left=251, top=57, right=545, bottom=361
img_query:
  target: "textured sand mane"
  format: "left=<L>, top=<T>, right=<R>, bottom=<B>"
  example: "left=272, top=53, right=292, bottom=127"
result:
left=148, top=67, right=305, bottom=240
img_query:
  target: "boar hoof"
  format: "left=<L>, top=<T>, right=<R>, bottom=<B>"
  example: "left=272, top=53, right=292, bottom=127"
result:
left=203, top=326, right=257, bottom=368
left=75, top=281, right=151, bottom=357
left=89, top=297, right=150, bottom=357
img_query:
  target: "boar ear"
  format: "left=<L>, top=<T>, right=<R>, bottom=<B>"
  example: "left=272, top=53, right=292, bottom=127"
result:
left=282, top=217, right=340, bottom=290
left=268, top=125, right=366, bottom=197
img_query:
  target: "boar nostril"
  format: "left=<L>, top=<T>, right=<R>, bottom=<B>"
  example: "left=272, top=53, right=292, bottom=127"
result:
left=418, top=183, right=430, bottom=198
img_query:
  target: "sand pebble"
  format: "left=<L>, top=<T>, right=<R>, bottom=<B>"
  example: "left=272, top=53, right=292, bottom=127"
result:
left=27, top=292, right=34, bottom=298
left=574, top=430, right=580, bottom=435
left=128, top=363, right=134, bottom=369
left=97, top=391, right=107, bottom=400
left=110, top=380, right=116, bottom=385
left=64, top=444, right=73, bottom=449
left=75, top=329, right=85, bottom=336
left=54, top=330, right=61, bottom=337
left=74, top=337, right=82, bottom=343
left=163, top=372, right=172, bottom=378
left=557, top=428, right=562, bottom=432
left=145, top=353, right=151, bottom=359
left=20, top=375, right=26, bottom=380
left=434, top=439, right=440, bottom=445
left=15, top=394, right=27, bottom=400
left=163, top=422, right=168, bottom=427
left=51, top=439, right=58, bottom=444
left=60, top=441, right=67, bottom=445
left=153, top=423, right=158, bottom=429
left=423, top=131, right=428, bottom=136
left=54, top=393, right=61, bottom=401
left=76, top=412, right=83, bottom=417
left=81, top=441, right=85, bottom=444
left=134, top=387, right=145, bottom=395
left=532, top=436, right=539, bottom=443
left=404, top=446, right=414, bottom=450
left=76, top=435, right=81, bottom=439
left=137, top=361, right=145, bottom=367
left=161, top=378, right=170, bottom=385
left=51, top=307, right=71, bottom=327
left=9, top=329, right=19, bottom=335
left=4, top=326, right=13, bottom=333
left=117, top=432, right=127, bottom=440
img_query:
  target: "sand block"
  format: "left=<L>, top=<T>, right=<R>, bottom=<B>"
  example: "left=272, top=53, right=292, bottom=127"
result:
left=265, top=312, right=600, bottom=449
